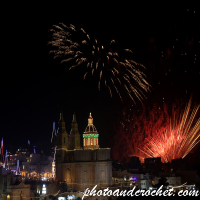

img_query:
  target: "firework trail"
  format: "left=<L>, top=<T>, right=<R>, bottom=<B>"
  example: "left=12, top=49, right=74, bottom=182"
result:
left=112, top=98, right=200, bottom=163
left=48, top=23, right=150, bottom=102
left=139, top=98, right=200, bottom=163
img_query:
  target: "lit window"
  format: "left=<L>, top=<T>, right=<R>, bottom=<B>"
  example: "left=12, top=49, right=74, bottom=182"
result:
left=85, top=139, right=88, bottom=146
left=42, top=184, right=46, bottom=194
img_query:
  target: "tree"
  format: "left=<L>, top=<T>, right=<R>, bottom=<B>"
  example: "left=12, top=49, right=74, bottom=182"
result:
left=154, top=177, right=169, bottom=189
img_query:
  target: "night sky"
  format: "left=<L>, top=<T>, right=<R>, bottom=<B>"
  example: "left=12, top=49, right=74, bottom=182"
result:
left=1, top=3, right=200, bottom=154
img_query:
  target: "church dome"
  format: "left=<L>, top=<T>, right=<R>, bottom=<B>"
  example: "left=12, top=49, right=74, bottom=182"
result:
left=85, top=124, right=97, bottom=133
left=84, top=113, right=98, bottom=133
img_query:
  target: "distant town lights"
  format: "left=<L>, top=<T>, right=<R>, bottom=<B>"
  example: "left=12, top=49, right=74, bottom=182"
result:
left=67, top=196, right=74, bottom=200
left=131, top=177, right=137, bottom=181
left=58, top=197, right=66, bottom=200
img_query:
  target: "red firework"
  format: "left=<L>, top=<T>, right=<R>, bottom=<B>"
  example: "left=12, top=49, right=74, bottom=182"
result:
left=112, top=98, right=200, bottom=163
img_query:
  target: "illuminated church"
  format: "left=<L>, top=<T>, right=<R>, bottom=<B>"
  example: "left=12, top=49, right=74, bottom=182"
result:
left=56, top=112, right=112, bottom=190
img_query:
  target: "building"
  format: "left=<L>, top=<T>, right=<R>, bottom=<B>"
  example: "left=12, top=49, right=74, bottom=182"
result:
left=3, top=147, right=55, bottom=181
left=0, top=167, right=31, bottom=200
left=6, top=151, right=26, bottom=174
left=112, top=168, right=152, bottom=190
left=21, top=154, right=54, bottom=180
left=56, top=112, right=112, bottom=190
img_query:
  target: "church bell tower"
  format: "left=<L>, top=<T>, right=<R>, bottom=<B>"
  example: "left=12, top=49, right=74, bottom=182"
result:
left=56, top=111, right=68, bottom=163
left=68, top=112, right=81, bottom=150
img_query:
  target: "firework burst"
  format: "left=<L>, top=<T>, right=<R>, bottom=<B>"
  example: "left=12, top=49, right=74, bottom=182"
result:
left=139, top=98, right=200, bottom=163
left=112, top=99, right=200, bottom=163
left=48, top=23, right=150, bottom=103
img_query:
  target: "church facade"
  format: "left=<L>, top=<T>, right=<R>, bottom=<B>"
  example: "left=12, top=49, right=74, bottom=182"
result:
left=56, top=112, right=112, bottom=190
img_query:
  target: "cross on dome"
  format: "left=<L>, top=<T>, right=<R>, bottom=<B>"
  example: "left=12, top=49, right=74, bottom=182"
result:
left=88, top=113, right=93, bottom=125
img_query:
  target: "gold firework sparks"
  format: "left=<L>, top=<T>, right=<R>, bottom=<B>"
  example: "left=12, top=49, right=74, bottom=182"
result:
left=48, top=23, right=151, bottom=103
